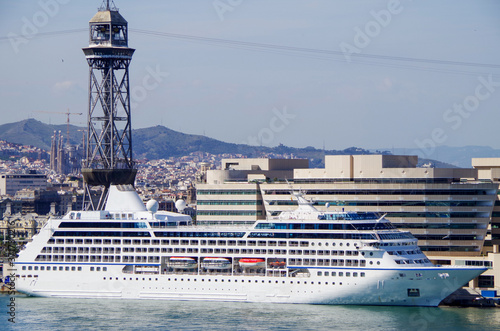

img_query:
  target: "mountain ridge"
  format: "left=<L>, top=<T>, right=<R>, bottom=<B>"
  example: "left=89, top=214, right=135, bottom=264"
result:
left=0, top=119, right=480, bottom=168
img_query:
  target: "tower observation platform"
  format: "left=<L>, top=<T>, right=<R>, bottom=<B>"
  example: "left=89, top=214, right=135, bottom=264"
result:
left=82, top=0, right=136, bottom=210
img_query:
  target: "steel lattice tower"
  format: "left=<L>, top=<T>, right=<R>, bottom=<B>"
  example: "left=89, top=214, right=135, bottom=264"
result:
left=82, top=0, right=136, bottom=210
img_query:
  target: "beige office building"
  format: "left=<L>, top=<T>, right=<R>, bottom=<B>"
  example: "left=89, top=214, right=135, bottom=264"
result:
left=197, top=155, right=497, bottom=257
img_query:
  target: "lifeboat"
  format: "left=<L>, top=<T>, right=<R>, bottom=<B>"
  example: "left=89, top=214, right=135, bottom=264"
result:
left=201, top=257, right=232, bottom=270
left=201, top=257, right=231, bottom=270
left=239, top=258, right=265, bottom=268
left=168, top=257, right=197, bottom=269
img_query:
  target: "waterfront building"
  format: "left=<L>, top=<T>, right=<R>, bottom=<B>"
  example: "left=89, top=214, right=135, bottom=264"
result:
left=197, top=155, right=497, bottom=257
left=472, top=158, right=500, bottom=248
left=197, top=158, right=309, bottom=225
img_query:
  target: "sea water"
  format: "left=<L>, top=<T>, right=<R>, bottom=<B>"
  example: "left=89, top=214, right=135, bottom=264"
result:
left=1, top=295, right=499, bottom=331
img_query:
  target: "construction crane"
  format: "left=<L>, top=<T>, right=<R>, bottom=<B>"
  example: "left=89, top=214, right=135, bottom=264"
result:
left=34, top=109, right=83, bottom=147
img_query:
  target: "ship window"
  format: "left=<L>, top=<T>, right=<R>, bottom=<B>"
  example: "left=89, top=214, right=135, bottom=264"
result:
left=407, top=289, right=420, bottom=297
left=59, top=267, right=63, bottom=271
left=331, top=272, right=336, bottom=276
left=339, top=272, right=344, bottom=277
left=346, top=272, right=351, bottom=277
left=65, top=267, right=70, bottom=271
left=71, top=267, right=76, bottom=271
left=361, top=272, right=366, bottom=277
left=97, top=267, right=101, bottom=271
left=78, top=267, right=82, bottom=271
left=28, top=266, right=32, bottom=270
left=325, top=272, right=329, bottom=276
left=94, top=239, right=102, bottom=244
left=124, top=240, right=132, bottom=245
left=142, top=240, right=150, bottom=245
left=353, top=272, right=358, bottom=277
left=46, top=266, right=51, bottom=271
left=104, top=239, right=111, bottom=245
left=317, top=271, right=322, bottom=276
left=22, top=266, right=26, bottom=270
left=103, top=267, right=107, bottom=271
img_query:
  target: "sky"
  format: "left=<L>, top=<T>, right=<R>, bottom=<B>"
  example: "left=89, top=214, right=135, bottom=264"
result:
left=1, top=0, right=500, bottom=159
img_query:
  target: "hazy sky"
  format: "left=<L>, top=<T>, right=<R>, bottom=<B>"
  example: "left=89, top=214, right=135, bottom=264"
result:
left=1, top=0, right=500, bottom=157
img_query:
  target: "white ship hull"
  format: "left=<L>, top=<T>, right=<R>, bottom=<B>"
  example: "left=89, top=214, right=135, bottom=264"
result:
left=16, top=263, right=484, bottom=306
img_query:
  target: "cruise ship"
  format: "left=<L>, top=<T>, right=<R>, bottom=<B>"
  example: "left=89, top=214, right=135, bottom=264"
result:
left=15, top=184, right=486, bottom=306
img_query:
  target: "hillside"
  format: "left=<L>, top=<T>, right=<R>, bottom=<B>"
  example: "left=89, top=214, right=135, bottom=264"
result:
left=2, top=120, right=468, bottom=169
left=0, top=119, right=82, bottom=150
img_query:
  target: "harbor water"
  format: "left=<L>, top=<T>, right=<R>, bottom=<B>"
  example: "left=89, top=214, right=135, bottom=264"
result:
left=2, top=295, right=499, bottom=330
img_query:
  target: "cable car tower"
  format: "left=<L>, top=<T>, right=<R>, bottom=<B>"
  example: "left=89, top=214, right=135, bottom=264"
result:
left=82, top=0, right=136, bottom=210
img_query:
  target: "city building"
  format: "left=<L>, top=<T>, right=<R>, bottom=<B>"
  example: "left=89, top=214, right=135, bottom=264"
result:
left=472, top=158, right=500, bottom=248
left=197, top=158, right=309, bottom=225
left=0, top=171, right=47, bottom=196
left=197, top=155, right=497, bottom=256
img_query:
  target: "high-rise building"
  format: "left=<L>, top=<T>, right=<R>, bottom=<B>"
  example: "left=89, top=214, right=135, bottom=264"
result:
left=197, top=155, right=497, bottom=256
